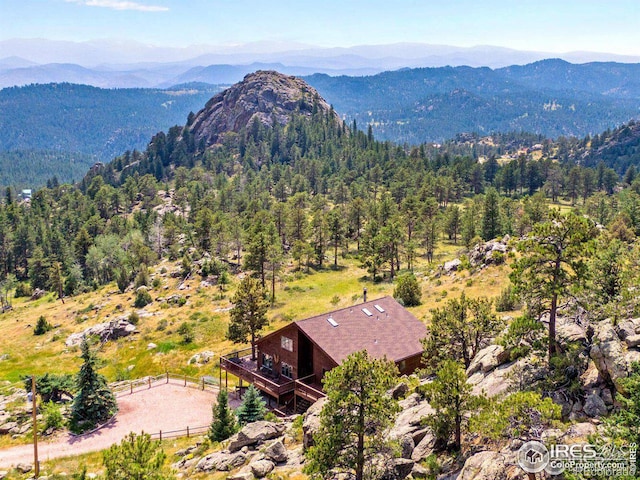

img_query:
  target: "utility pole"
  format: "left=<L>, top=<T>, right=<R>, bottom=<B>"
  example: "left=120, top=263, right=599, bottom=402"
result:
left=31, top=375, right=39, bottom=477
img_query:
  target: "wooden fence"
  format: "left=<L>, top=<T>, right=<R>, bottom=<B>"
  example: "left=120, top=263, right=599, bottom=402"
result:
left=112, top=372, right=219, bottom=397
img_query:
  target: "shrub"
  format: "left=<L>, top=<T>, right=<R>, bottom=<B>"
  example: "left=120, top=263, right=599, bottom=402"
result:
left=156, top=319, right=168, bottom=331
left=42, top=401, right=65, bottom=432
left=34, top=315, right=53, bottom=335
left=134, top=265, right=150, bottom=289
left=152, top=277, right=162, bottom=288
left=14, top=282, right=32, bottom=298
left=134, top=289, right=152, bottom=308
left=103, top=432, right=171, bottom=480
left=128, top=311, right=140, bottom=325
left=177, top=322, right=194, bottom=344
left=116, top=268, right=130, bottom=294
left=495, top=285, right=519, bottom=312
left=393, top=273, right=422, bottom=307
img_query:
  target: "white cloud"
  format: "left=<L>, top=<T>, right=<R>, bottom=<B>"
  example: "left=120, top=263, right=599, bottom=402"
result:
left=66, top=0, right=169, bottom=12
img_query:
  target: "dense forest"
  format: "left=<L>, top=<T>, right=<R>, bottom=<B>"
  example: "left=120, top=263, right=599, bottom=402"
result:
left=0, top=101, right=639, bottom=306
left=3, top=59, right=640, bottom=190
left=0, top=83, right=222, bottom=187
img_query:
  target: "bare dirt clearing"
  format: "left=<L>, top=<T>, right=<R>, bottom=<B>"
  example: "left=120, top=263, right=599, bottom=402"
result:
left=0, top=381, right=235, bottom=468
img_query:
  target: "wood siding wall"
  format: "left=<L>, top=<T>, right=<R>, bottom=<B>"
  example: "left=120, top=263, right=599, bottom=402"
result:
left=257, top=323, right=300, bottom=379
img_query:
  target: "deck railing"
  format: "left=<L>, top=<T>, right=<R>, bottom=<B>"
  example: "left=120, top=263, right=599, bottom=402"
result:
left=294, top=374, right=325, bottom=402
left=220, top=350, right=295, bottom=398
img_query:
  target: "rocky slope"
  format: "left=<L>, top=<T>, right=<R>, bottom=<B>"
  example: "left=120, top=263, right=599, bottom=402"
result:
left=189, top=70, right=339, bottom=148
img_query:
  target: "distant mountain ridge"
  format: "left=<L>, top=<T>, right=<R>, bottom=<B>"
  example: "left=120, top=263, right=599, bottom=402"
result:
left=3, top=39, right=640, bottom=89
left=3, top=60, right=640, bottom=188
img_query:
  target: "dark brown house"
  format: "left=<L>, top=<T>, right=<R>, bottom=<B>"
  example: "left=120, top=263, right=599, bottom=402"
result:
left=220, top=296, right=428, bottom=410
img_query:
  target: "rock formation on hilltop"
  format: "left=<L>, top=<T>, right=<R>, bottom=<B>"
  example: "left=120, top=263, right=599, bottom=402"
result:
left=189, top=70, right=338, bottom=148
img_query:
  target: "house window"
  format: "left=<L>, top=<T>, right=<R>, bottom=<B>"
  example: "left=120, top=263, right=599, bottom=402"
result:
left=281, top=336, right=293, bottom=352
left=281, top=362, right=293, bottom=379
left=262, top=353, right=273, bottom=371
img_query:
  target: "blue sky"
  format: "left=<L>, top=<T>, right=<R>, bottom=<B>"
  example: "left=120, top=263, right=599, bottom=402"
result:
left=1, top=0, right=640, bottom=54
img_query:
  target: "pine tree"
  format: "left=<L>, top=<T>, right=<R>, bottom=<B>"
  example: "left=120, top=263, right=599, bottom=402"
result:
left=103, top=432, right=173, bottom=480
left=481, top=188, right=501, bottom=241
left=235, top=384, right=266, bottom=425
left=227, top=276, right=269, bottom=361
left=421, top=360, right=480, bottom=451
left=510, top=210, right=596, bottom=361
left=305, top=351, right=400, bottom=480
left=209, top=389, right=237, bottom=442
left=70, top=339, right=118, bottom=432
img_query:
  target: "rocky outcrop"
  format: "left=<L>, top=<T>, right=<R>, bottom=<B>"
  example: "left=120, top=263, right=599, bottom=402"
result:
left=228, top=421, right=286, bottom=452
left=388, top=393, right=434, bottom=440
left=190, top=70, right=339, bottom=148
left=65, top=317, right=138, bottom=346
left=466, top=344, right=509, bottom=375
left=590, top=320, right=639, bottom=393
left=249, top=459, right=275, bottom=478
left=302, top=396, right=326, bottom=449
left=467, top=236, right=509, bottom=268
left=458, top=451, right=526, bottom=480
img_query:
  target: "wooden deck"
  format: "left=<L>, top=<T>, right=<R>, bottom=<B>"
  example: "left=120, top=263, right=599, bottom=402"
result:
left=220, top=349, right=326, bottom=409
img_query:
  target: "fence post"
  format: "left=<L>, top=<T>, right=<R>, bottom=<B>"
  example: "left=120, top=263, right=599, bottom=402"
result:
left=201, top=378, right=205, bottom=390
left=187, top=426, right=189, bottom=438
left=130, top=381, right=133, bottom=395
left=166, top=372, right=169, bottom=383
left=184, top=375, right=187, bottom=387
left=159, top=430, right=162, bottom=441
left=148, top=377, right=151, bottom=389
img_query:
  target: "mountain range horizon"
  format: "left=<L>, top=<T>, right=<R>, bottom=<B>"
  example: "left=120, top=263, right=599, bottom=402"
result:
left=3, top=38, right=640, bottom=90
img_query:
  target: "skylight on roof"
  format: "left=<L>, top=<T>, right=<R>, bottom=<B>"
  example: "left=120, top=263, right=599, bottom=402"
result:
left=374, top=304, right=385, bottom=313
left=327, top=317, right=339, bottom=327
left=362, top=308, right=373, bottom=317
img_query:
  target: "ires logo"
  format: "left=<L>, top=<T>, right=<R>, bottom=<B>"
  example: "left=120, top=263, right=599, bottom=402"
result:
left=518, top=441, right=638, bottom=476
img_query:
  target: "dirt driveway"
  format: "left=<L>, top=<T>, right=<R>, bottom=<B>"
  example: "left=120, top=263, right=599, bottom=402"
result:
left=0, top=381, right=237, bottom=468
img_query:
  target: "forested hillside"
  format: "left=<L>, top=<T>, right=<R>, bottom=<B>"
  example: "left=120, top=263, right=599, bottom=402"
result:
left=0, top=83, right=222, bottom=187
left=2, top=72, right=640, bottom=478
left=305, top=60, right=640, bottom=144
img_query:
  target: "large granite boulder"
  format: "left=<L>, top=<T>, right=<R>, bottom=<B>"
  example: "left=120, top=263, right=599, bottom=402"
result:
left=590, top=322, right=631, bottom=392
left=458, top=451, right=527, bottom=480
left=303, top=397, right=327, bottom=449
left=228, top=421, right=285, bottom=452
left=65, top=318, right=138, bottom=346
left=388, top=393, right=434, bottom=439
left=466, top=344, right=508, bottom=375
left=250, top=459, right=275, bottom=478
left=195, top=451, right=247, bottom=472
left=263, top=439, right=288, bottom=463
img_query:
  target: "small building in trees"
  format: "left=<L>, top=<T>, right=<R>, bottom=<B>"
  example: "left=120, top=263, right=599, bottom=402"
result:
left=220, top=295, right=427, bottom=411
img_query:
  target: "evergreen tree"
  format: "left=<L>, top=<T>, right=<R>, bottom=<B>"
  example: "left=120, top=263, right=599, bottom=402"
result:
left=422, top=293, right=502, bottom=371
left=103, top=432, right=173, bottom=480
left=393, top=272, right=421, bottom=306
left=70, top=339, right=118, bottom=432
left=510, top=210, right=596, bottom=361
left=235, top=384, right=266, bottom=425
left=305, top=351, right=400, bottom=480
left=481, top=188, right=501, bottom=241
left=209, top=389, right=237, bottom=442
left=421, top=360, right=480, bottom=451
left=227, top=276, right=269, bottom=361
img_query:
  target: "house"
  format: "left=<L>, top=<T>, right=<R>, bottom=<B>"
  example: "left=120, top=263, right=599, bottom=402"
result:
left=220, top=295, right=428, bottom=411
